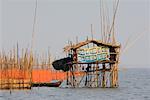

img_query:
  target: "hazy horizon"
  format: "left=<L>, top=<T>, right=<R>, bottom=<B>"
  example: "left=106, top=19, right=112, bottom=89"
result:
left=0, top=0, right=150, bottom=67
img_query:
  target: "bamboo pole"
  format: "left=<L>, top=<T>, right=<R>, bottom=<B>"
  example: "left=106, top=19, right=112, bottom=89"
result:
left=102, top=63, right=106, bottom=88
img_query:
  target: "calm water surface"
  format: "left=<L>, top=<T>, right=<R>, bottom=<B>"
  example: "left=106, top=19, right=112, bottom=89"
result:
left=0, top=68, right=150, bottom=100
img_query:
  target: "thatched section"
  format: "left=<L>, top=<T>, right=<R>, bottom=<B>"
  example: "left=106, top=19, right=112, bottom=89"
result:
left=64, top=39, right=120, bottom=52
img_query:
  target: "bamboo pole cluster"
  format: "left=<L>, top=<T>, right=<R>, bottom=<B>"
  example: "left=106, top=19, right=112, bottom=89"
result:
left=0, top=47, right=33, bottom=89
left=0, top=46, right=67, bottom=89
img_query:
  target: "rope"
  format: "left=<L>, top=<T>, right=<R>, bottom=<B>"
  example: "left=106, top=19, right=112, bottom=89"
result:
left=121, top=31, right=146, bottom=55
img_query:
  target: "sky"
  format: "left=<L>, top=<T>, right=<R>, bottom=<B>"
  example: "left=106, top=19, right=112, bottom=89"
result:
left=0, top=0, right=150, bottom=67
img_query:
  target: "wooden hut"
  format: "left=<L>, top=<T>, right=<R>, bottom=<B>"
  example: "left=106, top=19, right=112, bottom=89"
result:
left=63, top=39, right=121, bottom=88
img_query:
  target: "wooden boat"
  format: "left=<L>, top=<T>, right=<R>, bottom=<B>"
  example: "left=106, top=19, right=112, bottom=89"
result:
left=32, top=80, right=62, bottom=87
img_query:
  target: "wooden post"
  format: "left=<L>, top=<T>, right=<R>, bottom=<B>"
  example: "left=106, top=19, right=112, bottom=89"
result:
left=102, top=63, right=106, bottom=88
left=96, top=63, right=99, bottom=87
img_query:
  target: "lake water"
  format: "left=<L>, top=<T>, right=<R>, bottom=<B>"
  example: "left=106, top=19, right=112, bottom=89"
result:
left=0, top=68, right=150, bottom=100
